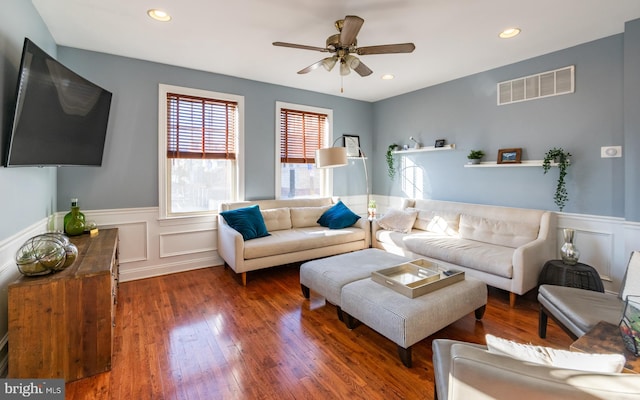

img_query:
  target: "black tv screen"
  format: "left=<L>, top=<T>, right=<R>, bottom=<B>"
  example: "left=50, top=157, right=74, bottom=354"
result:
left=4, top=38, right=112, bottom=167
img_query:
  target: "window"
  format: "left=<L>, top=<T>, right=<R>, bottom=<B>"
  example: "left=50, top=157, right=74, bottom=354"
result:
left=159, top=84, right=244, bottom=218
left=276, top=102, right=333, bottom=199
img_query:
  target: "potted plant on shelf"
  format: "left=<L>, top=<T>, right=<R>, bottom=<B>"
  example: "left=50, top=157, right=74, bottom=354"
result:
left=386, top=144, right=398, bottom=179
left=542, top=147, right=572, bottom=211
left=467, top=150, right=485, bottom=164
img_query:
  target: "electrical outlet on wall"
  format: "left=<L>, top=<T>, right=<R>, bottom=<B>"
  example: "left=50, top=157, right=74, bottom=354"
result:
left=601, top=146, right=622, bottom=158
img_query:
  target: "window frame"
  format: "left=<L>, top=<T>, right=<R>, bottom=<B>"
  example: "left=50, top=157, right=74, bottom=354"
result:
left=158, top=84, right=244, bottom=219
left=275, top=101, right=333, bottom=199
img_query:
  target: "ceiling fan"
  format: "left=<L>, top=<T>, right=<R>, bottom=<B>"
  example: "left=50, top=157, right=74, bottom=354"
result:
left=273, top=15, right=415, bottom=77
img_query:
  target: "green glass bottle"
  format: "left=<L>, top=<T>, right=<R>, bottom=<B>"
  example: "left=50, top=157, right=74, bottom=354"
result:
left=64, top=198, right=85, bottom=235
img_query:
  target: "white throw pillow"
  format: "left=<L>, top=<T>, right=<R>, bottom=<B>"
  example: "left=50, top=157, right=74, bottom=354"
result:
left=376, top=208, right=418, bottom=233
left=485, top=334, right=625, bottom=373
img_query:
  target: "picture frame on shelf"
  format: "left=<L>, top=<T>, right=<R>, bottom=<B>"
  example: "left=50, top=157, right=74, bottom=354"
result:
left=343, top=135, right=361, bottom=157
left=497, top=148, right=522, bottom=164
left=434, top=139, right=446, bottom=148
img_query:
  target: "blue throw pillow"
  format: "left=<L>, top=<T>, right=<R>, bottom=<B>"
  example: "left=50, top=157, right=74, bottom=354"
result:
left=220, top=205, right=270, bottom=240
left=317, top=200, right=361, bottom=229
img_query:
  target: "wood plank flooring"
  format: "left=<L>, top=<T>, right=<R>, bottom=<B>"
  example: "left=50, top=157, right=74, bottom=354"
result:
left=65, top=263, right=573, bottom=399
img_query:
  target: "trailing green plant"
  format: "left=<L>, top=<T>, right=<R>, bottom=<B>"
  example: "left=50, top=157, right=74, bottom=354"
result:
left=543, top=147, right=572, bottom=211
left=467, top=150, right=485, bottom=159
left=386, top=144, right=398, bottom=179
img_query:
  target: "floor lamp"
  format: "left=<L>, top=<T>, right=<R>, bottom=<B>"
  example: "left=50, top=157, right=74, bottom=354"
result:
left=315, top=136, right=369, bottom=214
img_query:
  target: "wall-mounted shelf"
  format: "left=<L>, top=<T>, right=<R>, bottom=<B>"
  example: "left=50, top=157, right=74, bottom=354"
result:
left=393, top=144, right=456, bottom=154
left=464, top=160, right=559, bottom=168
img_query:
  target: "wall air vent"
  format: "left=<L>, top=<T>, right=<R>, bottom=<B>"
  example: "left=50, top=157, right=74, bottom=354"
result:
left=498, top=65, right=574, bottom=105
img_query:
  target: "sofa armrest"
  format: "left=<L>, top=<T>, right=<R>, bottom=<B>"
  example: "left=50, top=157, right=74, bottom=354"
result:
left=217, top=215, right=245, bottom=272
left=371, top=219, right=383, bottom=248
left=510, top=211, right=556, bottom=294
left=355, top=217, right=371, bottom=247
left=448, top=343, right=640, bottom=400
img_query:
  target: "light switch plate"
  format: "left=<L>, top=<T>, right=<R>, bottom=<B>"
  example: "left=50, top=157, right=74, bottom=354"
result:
left=601, top=146, right=622, bottom=158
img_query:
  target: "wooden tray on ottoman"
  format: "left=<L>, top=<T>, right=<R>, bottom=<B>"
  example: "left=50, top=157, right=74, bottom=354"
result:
left=372, top=259, right=464, bottom=298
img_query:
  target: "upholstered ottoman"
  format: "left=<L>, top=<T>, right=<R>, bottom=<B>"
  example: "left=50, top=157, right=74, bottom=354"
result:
left=299, top=249, right=409, bottom=311
left=341, top=276, right=487, bottom=367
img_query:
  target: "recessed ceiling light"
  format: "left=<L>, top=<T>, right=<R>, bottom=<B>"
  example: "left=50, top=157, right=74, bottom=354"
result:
left=381, top=74, right=395, bottom=80
left=147, top=9, right=171, bottom=22
left=499, top=28, right=521, bottom=39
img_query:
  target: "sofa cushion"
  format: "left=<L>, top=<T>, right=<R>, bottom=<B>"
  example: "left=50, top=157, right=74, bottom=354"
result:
left=261, top=207, right=292, bottom=232
left=317, top=201, right=361, bottom=229
left=403, top=233, right=514, bottom=278
left=459, top=214, right=539, bottom=248
left=290, top=206, right=331, bottom=228
left=220, top=205, right=270, bottom=241
left=243, top=226, right=365, bottom=259
left=412, top=209, right=459, bottom=235
left=485, top=334, right=625, bottom=373
left=376, top=208, right=418, bottom=233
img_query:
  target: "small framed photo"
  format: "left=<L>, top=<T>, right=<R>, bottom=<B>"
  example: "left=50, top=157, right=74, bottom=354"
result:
left=434, top=139, right=446, bottom=148
left=497, top=148, right=522, bottom=164
left=343, top=135, right=361, bottom=157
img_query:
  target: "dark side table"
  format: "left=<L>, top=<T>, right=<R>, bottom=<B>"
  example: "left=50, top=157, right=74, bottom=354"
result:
left=538, top=259, right=604, bottom=292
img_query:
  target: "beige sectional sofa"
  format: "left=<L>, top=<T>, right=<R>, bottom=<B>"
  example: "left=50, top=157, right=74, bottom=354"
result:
left=218, top=198, right=369, bottom=285
left=372, top=199, right=555, bottom=306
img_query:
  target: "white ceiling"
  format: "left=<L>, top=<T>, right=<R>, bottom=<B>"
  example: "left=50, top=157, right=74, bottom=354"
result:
left=32, top=0, right=640, bottom=102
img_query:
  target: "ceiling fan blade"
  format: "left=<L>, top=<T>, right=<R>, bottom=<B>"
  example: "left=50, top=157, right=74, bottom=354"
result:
left=357, top=43, right=416, bottom=55
left=297, top=60, right=324, bottom=74
left=353, top=60, right=373, bottom=77
left=273, top=42, right=329, bottom=52
left=340, top=15, right=364, bottom=45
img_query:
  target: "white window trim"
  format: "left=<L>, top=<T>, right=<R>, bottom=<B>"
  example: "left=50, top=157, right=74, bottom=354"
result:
left=275, top=101, right=334, bottom=199
left=158, top=83, right=245, bottom=219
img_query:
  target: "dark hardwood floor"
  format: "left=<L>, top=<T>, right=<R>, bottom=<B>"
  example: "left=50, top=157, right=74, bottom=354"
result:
left=65, top=263, right=573, bottom=399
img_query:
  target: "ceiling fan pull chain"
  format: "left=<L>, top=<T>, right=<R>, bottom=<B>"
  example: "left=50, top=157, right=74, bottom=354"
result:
left=341, top=75, right=344, bottom=93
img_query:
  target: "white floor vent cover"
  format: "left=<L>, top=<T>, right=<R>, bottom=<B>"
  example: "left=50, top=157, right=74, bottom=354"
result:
left=498, top=65, right=574, bottom=105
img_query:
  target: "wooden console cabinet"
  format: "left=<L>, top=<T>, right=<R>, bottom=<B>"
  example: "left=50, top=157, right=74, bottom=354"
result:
left=8, top=228, right=119, bottom=382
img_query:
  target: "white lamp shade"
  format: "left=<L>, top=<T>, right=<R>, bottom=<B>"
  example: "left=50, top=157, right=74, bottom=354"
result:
left=316, top=147, right=348, bottom=168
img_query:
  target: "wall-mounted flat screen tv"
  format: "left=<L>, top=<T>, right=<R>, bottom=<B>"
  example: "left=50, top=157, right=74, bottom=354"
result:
left=4, top=38, right=112, bottom=167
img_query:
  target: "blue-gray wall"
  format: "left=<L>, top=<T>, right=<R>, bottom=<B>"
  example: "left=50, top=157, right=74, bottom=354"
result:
left=372, top=26, right=638, bottom=219
left=624, top=19, right=640, bottom=222
left=0, top=0, right=57, bottom=242
left=55, top=48, right=374, bottom=210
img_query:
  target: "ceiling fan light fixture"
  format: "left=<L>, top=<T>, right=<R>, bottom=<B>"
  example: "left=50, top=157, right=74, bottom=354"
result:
left=499, top=27, right=521, bottom=39
left=340, top=61, right=351, bottom=76
left=345, top=54, right=360, bottom=69
left=322, top=57, right=337, bottom=71
left=147, top=9, right=171, bottom=22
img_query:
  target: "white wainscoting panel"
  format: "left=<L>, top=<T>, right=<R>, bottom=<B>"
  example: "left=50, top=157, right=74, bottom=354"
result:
left=557, top=213, right=631, bottom=294
left=103, top=221, right=148, bottom=263
left=555, top=227, right=614, bottom=281
left=53, top=207, right=224, bottom=283
left=160, top=229, right=217, bottom=258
